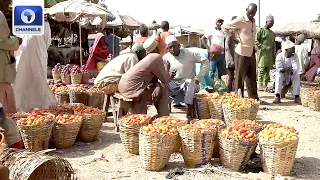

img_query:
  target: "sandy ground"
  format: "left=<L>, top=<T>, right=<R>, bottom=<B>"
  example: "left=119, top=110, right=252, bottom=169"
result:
left=52, top=91, right=320, bottom=180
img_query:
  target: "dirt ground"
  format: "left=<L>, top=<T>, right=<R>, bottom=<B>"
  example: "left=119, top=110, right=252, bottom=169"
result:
left=53, top=91, right=320, bottom=180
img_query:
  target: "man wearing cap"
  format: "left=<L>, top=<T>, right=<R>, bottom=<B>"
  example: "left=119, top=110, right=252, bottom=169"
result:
left=222, top=3, right=259, bottom=99
left=201, top=18, right=225, bottom=82
left=163, top=35, right=209, bottom=119
left=94, top=43, right=146, bottom=94
left=118, top=37, right=172, bottom=116
left=256, top=15, right=276, bottom=91
left=273, top=40, right=301, bottom=104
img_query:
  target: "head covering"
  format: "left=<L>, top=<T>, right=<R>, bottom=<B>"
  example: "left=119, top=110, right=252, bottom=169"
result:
left=165, top=35, right=177, bottom=46
left=84, top=33, right=109, bottom=70
left=266, top=14, right=274, bottom=21
left=143, top=36, right=158, bottom=53
left=216, top=18, right=224, bottom=22
left=297, top=34, right=306, bottom=43
left=282, top=40, right=295, bottom=50
left=131, top=43, right=144, bottom=52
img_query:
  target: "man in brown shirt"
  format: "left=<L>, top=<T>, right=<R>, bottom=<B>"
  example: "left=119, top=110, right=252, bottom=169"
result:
left=118, top=37, right=172, bottom=116
left=222, top=3, right=259, bottom=99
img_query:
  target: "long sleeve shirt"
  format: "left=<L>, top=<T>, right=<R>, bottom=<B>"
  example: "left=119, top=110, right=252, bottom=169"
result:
left=295, top=44, right=309, bottom=74
left=163, top=48, right=209, bottom=84
left=222, top=15, right=256, bottom=57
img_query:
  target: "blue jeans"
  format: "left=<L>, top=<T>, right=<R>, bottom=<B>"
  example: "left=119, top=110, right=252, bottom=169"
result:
left=195, top=63, right=213, bottom=89
left=209, top=54, right=225, bottom=79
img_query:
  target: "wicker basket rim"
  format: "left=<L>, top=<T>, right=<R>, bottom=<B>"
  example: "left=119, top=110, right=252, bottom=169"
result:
left=219, top=134, right=258, bottom=145
left=139, top=129, right=178, bottom=136
left=258, top=136, right=299, bottom=143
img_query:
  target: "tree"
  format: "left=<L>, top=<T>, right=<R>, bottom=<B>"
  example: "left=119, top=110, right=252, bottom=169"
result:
left=312, top=14, right=320, bottom=22
left=44, top=0, right=100, bottom=8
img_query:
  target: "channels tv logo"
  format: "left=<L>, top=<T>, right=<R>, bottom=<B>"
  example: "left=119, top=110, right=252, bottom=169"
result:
left=13, top=5, right=44, bottom=35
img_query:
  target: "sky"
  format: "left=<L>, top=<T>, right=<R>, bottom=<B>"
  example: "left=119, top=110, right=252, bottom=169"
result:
left=103, top=0, right=319, bottom=31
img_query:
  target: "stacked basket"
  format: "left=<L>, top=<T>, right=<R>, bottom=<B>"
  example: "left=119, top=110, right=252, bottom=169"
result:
left=74, top=107, right=105, bottom=142
left=222, top=103, right=251, bottom=126
left=69, top=87, right=87, bottom=104
left=259, top=124, right=299, bottom=176
left=195, top=93, right=214, bottom=119
left=16, top=115, right=54, bottom=152
left=178, top=124, right=215, bottom=168
left=308, top=90, right=320, bottom=112
left=52, top=114, right=83, bottom=149
left=300, top=81, right=320, bottom=107
left=152, top=116, right=188, bottom=153
left=119, top=114, right=151, bottom=155
left=87, top=87, right=105, bottom=108
left=139, top=125, right=177, bottom=171
left=219, top=122, right=259, bottom=171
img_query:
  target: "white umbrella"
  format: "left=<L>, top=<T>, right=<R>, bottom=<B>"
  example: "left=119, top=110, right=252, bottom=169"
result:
left=45, top=0, right=114, bottom=22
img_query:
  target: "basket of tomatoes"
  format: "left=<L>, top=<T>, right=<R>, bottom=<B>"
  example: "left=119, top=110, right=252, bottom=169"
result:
left=152, top=116, right=187, bottom=153
left=52, top=114, right=83, bottom=149
left=17, top=115, right=54, bottom=152
left=86, top=87, right=105, bottom=108
left=178, top=124, right=216, bottom=168
left=192, top=119, right=225, bottom=158
left=208, top=93, right=239, bottom=120
left=54, top=86, right=70, bottom=104
left=219, top=124, right=258, bottom=172
left=222, top=98, right=251, bottom=125
left=119, top=114, right=151, bottom=155
left=259, top=124, right=298, bottom=176
left=243, top=98, right=259, bottom=120
left=69, top=86, right=87, bottom=104
left=194, top=93, right=218, bottom=119
left=139, top=124, right=177, bottom=171
left=308, top=90, right=320, bottom=111
left=74, top=107, right=105, bottom=142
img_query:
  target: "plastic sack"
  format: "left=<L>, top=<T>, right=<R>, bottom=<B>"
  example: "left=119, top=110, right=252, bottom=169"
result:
left=214, top=79, right=227, bottom=94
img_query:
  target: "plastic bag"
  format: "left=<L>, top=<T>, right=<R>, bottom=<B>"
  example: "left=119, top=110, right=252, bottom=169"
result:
left=214, top=79, right=227, bottom=94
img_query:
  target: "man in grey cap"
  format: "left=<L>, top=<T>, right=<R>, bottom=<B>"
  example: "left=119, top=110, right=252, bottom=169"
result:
left=256, top=14, right=276, bottom=91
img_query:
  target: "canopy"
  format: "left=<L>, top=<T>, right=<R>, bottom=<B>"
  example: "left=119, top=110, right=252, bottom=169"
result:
left=45, top=0, right=115, bottom=23
left=275, top=22, right=320, bottom=38
left=106, top=11, right=141, bottom=30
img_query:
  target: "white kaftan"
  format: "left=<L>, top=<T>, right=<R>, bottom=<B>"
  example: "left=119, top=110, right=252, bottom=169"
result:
left=275, top=52, right=300, bottom=96
left=13, top=22, right=57, bottom=112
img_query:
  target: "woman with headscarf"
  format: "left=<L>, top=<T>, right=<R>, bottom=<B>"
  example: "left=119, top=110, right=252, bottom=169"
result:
left=85, top=33, right=109, bottom=71
left=305, top=39, right=320, bottom=82
left=0, top=0, right=21, bottom=114
left=13, top=18, right=57, bottom=112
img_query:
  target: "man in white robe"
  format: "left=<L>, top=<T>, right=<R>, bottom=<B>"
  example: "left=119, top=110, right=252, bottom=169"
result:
left=273, top=40, right=301, bottom=104
left=163, top=35, right=209, bottom=118
left=14, top=20, right=57, bottom=112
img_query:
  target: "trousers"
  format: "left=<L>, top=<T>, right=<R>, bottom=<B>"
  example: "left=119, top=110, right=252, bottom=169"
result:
left=130, top=84, right=170, bottom=116
left=209, top=54, right=225, bottom=79
left=258, top=67, right=271, bottom=86
left=275, top=72, right=300, bottom=96
left=168, top=79, right=200, bottom=105
left=235, top=53, right=258, bottom=99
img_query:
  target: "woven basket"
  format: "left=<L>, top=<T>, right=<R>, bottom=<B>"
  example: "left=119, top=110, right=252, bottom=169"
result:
left=82, top=72, right=91, bottom=84
left=61, top=73, right=71, bottom=85
left=119, top=120, right=149, bottom=155
left=70, top=74, right=82, bottom=84
left=308, top=94, right=320, bottom=112
left=248, top=102, right=259, bottom=120
left=52, top=70, right=61, bottom=82
left=75, top=113, right=105, bottom=142
left=195, top=95, right=210, bottom=119
left=259, top=137, right=299, bottom=176
left=139, top=130, right=175, bottom=171
left=55, top=92, right=70, bottom=104
left=219, top=136, right=257, bottom=171
left=315, top=76, right=320, bottom=84
left=300, top=81, right=320, bottom=107
left=1, top=149, right=74, bottom=180
left=178, top=129, right=215, bottom=168
left=222, top=104, right=250, bottom=126
left=87, top=93, right=104, bottom=108
left=52, top=119, right=83, bottom=149
left=208, top=101, right=224, bottom=120
left=69, top=92, right=87, bottom=104
left=18, top=121, right=54, bottom=152
left=102, top=83, right=118, bottom=94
